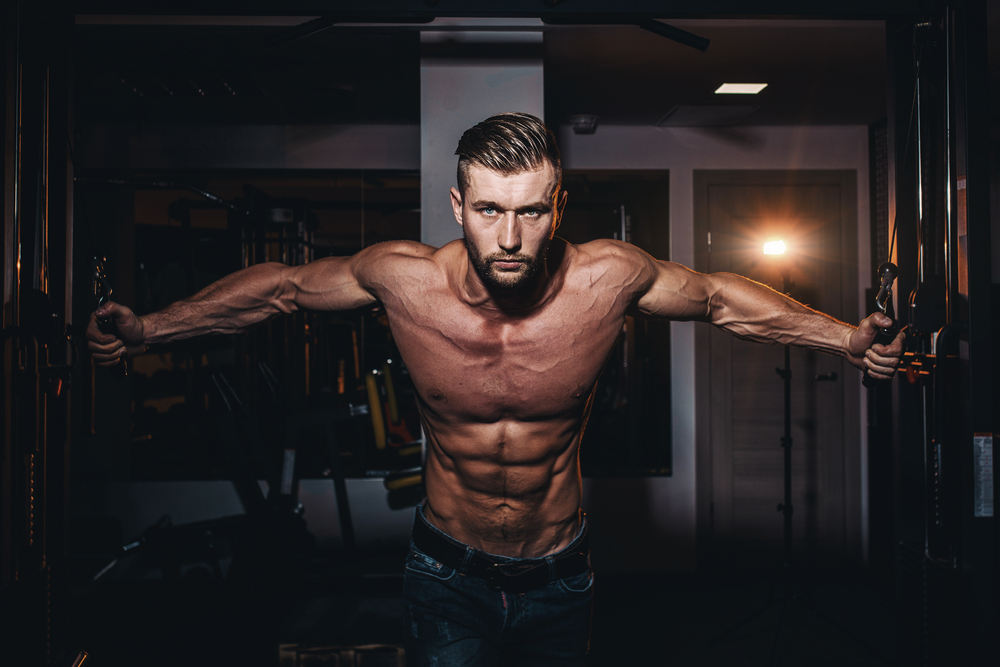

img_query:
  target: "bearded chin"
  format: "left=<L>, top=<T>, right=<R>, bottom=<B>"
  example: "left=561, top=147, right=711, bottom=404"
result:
left=464, top=233, right=550, bottom=291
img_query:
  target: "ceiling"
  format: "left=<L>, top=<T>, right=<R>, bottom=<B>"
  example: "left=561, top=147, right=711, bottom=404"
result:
left=544, top=20, right=887, bottom=127
left=72, top=22, right=421, bottom=127
left=72, top=16, right=893, bottom=130
left=72, top=3, right=1000, bottom=132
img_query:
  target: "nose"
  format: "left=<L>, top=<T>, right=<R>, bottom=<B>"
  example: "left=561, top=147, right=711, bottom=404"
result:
left=497, top=213, right=521, bottom=254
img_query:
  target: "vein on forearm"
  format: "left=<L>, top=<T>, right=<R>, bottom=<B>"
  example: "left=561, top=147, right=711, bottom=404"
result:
left=708, top=273, right=854, bottom=356
left=143, top=263, right=292, bottom=344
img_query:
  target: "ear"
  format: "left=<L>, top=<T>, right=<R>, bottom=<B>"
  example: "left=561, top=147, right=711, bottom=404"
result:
left=551, top=188, right=568, bottom=236
left=450, top=187, right=464, bottom=227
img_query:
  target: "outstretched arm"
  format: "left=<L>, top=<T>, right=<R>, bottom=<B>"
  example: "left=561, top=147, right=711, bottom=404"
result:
left=630, top=248, right=904, bottom=380
left=86, top=241, right=428, bottom=367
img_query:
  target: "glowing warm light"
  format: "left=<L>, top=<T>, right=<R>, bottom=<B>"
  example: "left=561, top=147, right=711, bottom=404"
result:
left=716, top=83, right=768, bottom=94
left=763, top=240, right=786, bottom=255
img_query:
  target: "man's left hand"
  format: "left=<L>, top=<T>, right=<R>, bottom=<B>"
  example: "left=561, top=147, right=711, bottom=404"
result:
left=845, top=313, right=905, bottom=380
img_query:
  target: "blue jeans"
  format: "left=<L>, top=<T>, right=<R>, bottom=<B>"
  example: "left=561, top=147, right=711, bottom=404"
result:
left=403, top=510, right=594, bottom=666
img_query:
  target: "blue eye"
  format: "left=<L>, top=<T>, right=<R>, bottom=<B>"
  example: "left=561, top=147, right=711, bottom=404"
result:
left=483, top=207, right=496, bottom=215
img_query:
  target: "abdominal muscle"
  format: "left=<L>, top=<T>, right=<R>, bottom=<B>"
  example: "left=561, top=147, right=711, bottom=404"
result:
left=420, top=415, right=585, bottom=559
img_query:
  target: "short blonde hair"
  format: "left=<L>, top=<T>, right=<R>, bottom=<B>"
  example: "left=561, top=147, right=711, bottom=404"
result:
left=455, top=112, right=562, bottom=196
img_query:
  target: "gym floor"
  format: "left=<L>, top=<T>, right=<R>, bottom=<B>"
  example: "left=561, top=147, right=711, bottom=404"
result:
left=66, top=546, right=894, bottom=667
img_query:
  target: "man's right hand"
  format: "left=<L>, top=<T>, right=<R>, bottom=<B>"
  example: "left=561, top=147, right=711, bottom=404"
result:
left=86, top=301, right=148, bottom=367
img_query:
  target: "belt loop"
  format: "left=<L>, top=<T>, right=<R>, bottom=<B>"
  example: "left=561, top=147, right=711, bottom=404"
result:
left=545, top=555, right=556, bottom=581
left=460, top=547, right=474, bottom=573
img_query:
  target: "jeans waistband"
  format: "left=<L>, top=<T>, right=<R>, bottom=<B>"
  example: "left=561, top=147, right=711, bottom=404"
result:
left=412, top=505, right=590, bottom=593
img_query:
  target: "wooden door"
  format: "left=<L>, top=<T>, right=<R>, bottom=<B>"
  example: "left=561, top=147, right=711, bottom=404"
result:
left=694, top=171, right=861, bottom=570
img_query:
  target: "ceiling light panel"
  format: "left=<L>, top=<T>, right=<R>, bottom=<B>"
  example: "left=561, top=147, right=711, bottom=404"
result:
left=715, top=83, right=768, bottom=94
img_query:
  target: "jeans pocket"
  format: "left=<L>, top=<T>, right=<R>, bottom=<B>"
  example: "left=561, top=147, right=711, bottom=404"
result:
left=558, top=570, right=594, bottom=594
left=405, top=548, right=457, bottom=582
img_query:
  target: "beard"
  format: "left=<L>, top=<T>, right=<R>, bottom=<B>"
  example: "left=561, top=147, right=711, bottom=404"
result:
left=464, top=232, right=550, bottom=292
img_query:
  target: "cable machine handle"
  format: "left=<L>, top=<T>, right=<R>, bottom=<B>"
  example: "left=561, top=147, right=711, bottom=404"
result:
left=92, top=256, right=128, bottom=377
left=862, top=262, right=899, bottom=388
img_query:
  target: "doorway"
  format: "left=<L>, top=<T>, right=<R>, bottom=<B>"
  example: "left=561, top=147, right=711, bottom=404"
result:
left=694, top=170, right=861, bottom=570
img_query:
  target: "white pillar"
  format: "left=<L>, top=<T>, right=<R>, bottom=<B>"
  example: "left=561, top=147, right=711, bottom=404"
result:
left=420, top=20, right=544, bottom=249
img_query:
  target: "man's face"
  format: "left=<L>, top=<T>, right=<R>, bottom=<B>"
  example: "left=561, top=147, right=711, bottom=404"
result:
left=451, top=162, right=565, bottom=291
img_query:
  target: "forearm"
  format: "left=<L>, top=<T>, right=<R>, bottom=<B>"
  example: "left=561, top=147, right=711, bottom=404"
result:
left=706, top=273, right=855, bottom=357
left=637, top=257, right=900, bottom=375
left=142, top=262, right=294, bottom=345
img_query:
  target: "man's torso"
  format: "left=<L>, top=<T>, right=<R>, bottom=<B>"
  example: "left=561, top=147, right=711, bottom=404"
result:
left=371, top=239, right=641, bottom=557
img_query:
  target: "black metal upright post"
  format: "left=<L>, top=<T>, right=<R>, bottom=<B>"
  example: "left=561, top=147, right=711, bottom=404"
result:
left=882, top=5, right=996, bottom=666
left=778, top=269, right=794, bottom=573
left=2, top=3, right=77, bottom=664
left=948, top=2, right=995, bottom=665
left=769, top=267, right=796, bottom=665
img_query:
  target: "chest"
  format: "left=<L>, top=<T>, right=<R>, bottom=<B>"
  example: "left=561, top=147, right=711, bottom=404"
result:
left=385, top=288, right=628, bottom=421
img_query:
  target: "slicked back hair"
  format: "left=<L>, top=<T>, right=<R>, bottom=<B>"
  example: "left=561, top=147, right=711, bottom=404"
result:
left=455, top=112, right=562, bottom=197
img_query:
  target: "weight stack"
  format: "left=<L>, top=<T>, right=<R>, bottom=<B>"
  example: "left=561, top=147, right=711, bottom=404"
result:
left=896, top=542, right=975, bottom=666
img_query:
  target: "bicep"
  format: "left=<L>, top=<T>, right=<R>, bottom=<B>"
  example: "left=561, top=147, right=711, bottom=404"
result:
left=282, top=241, right=432, bottom=312
left=634, top=258, right=716, bottom=321
left=283, top=255, right=377, bottom=312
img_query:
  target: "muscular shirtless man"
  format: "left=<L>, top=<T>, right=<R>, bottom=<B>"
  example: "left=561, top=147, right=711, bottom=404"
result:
left=87, top=112, right=904, bottom=666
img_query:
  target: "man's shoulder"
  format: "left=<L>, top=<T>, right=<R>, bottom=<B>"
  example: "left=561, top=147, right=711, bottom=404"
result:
left=364, top=240, right=437, bottom=261
left=356, top=240, right=459, bottom=285
left=360, top=240, right=442, bottom=271
left=561, top=238, right=649, bottom=275
left=555, top=239, right=659, bottom=302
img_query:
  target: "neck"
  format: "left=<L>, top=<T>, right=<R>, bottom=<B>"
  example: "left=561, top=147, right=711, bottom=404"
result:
left=463, top=240, right=566, bottom=314
left=465, top=268, right=550, bottom=314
